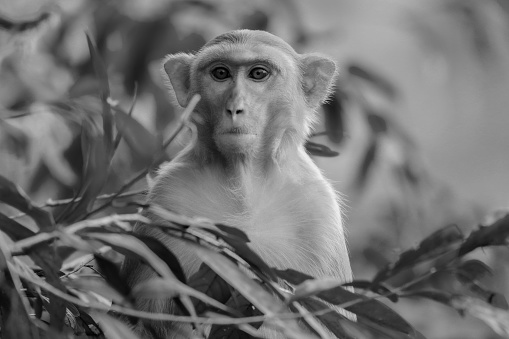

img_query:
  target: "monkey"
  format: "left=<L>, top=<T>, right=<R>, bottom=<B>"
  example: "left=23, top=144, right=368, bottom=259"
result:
left=121, top=29, right=353, bottom=338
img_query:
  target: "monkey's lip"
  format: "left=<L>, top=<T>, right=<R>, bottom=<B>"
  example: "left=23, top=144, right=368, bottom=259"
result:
left=220, top=127, right=253, bottom=135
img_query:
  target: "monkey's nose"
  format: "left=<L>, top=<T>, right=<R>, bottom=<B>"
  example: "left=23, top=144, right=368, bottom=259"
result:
left=226, top=108, right=244, bottom=115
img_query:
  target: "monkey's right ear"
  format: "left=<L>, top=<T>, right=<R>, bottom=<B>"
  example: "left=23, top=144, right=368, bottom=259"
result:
left=162, top=53, right=194, bottom=107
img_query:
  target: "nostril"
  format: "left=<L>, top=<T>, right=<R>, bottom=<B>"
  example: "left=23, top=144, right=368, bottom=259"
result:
left=226, top=109, right=232, bottom=115
left=235, top=109, right=243, bottom=115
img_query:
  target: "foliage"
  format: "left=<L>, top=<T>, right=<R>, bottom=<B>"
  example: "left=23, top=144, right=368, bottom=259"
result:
left=2, top=2, right=509, bottom=339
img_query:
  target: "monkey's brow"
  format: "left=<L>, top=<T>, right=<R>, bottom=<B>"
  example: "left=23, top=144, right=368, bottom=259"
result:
left=198, top=57, right=284, bottom=73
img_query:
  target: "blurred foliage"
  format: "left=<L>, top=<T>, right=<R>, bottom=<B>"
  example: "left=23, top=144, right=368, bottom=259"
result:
left=1, top=0, right=509, bottom=338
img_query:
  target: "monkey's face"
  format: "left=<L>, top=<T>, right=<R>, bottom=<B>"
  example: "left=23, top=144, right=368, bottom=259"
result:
left=196, top=45, right=298, bottom=156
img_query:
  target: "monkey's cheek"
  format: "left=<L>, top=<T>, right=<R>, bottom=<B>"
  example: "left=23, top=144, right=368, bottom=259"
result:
left=214, top=134, right=257, bottom=154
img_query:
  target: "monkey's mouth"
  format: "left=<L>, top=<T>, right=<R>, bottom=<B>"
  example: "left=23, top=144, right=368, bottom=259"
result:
left=221, top=127, right=251, bottom=135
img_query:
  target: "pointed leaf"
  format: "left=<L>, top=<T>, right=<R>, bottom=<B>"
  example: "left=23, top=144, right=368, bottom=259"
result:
left=305, top=141, right=339, bottom=157
left=0, top=175, right=54, bottom=231
left=114, top=107, right=161, bottom=166
left=0, top=213, right=36, bottom=241
left=67, top=276, right=130, bottom=306
left=95, top=254, right=131, bottom=296
left=354, top=138, right=378, bottom=190
left=188, top=263, right=231, bottom=314
left=86, top=33, right=113, bottom=159
left=459, top=214, right=509, bottom=256
left=374, top=225, right=463, bottom=283
left=298, top=298, right=352, bottom=339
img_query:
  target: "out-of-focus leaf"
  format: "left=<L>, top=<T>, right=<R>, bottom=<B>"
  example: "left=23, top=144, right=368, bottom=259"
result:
left=61, top=121, right=108, bottom=222
left=374, top=225, right=464, bottom=283
left=405, top=289, right=454, bottom=306
left=354, top=138, right=378, bottom=190
left=452, top=297, right=509, bottom=337
left=366, top=112, right=388, bottom=134
left=114, top=107, right=161, bottom=166
left=348, top=64, right=397, bottom=100
left=113, top=84, right=138, bottom=154
left=0, top=175, right=54, bottom=231
left=67, top=276, right=130, bottom=306
left=192, top=246, right=315, bottom=339
left=322, top=91, right=345, bottom=144
left=134, top=234, right=186, bottom=284
left=459, top=214, right=509, bottom=256
left=456, top=260, right=492, bottom=283
left=92, top=312, right=139, bottom=339
left=188, top=263, right=231, bottom=314
left=95, top=254, right=131, bottom=296
left=344, top=280, right=398, bottom=302
left=298, top=298, right=352, bottom=339
left=0, top=213, right=36, bottom=241
left=305, top=141, right=339, bottom=157
left=0, top=118, right=28, bottom=158
left=276, top=269, right=417, bottom=338
left=86, top=33, right=113, bottom=159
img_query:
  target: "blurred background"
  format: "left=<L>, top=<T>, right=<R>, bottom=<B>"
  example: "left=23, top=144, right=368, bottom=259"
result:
left=1, top=0, right=509, bottom=338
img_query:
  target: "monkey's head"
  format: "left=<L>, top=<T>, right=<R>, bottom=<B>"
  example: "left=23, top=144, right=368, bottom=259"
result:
left=162, top=30, right=337, bottom=161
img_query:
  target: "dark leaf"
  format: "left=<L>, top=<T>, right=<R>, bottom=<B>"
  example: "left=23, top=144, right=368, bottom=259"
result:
left=28, top=244, right=66, bottom=330
left=305, top=141, right=339, bottom=157
left=215, top=223, right=250, bottom=243
left=133, top=234, right=187, bottom=284
left=374, top=225, right=463, bottom=283
left=0, top=175, right=55, bottom=231
left=366, top=112, right=388, bottom=134
left=348, top=64, right=397, bottom=100
left=0, top=250, right=39, bottom=338
left=298, top=298, right=352, bottom=339
left=459, top=214, right=509, bottom=256
left=456, top=260, right=492, bottom=283
left=95, top=254, right=131, bottom=296
left=113, top=107, right=161, bottom=166
left=404, top=289, right=454, bottom=306
left=322, top=91, right=345, bottom=144
left=277, top=269, right=417, bottom=337
left=0, top=212, right=36, bottom=241
left=209, top=325, right=257, bottom=339
left=354, top=138, right=378, bottom=190
left=188, top=263, right=231, bottom=314
left=61, top=121, right=108, bottom=222
left=86, top=33, right=113, bottom=159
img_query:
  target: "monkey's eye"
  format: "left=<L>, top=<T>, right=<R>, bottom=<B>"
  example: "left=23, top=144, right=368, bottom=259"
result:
left=249, top=67, right=269, bottom=81
left=211, top=67, right=230, bottom=81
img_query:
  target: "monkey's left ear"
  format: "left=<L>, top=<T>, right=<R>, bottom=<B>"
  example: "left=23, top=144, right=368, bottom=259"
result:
left=162, top=53, right=194, bottom=107
left=301, top=54, right=337, bottom=108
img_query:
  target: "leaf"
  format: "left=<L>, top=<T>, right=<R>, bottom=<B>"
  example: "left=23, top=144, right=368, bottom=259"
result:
left=344, top=280, right=398, bottom=302
left=92, top=311, right=139, bottom=339
left=95, top=254, right=131, bottom=296
left=366, top=112, right=388, bottom=134
left=0, top=175, right=55, bottom=231
left=208, top=325, right=257, bottom=339
left=86, top=33, right=113, bottom=159
left=61, top=121, right=108, bottom=222
left=348, top=64, right=397, bottom=100
left=289, top=278, right=343, bottom=302
left=0, top=212, right=36, bottom=241
left=215, top=223, right=250, bottom=243
left=134, top=234, right=186, bottom=284
left=113, top=107, right=161, bottom=166
left=322, top=91, right=345, bottom=144
left=374, top=224, right=464, bottom=283
left=67, top=276, right=130, bottom=307
left=192, top=246, right=316, bottom=339
left=0, top=250, right=39, bottom=338
left=305, top=141, right=339, bottom=157
left=354, top=138, right=378, bottom=190
left=298, top=298, right=352, bottom=339
left=459, top=213, right=509, bottom=256
left=456, top=260, right=492, bottom=283
left=451, top=297, right=509, bottom=337
left=277, top=269, right=417, bottom=338
left=188, top=263, right=231, bottom=314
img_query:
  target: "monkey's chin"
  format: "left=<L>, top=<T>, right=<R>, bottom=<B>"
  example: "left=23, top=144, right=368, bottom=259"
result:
left=214, top=133, right=257, bottom=154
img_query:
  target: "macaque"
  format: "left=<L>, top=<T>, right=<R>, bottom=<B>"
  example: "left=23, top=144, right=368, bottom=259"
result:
left=122, top=29, right=353, bottom=338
